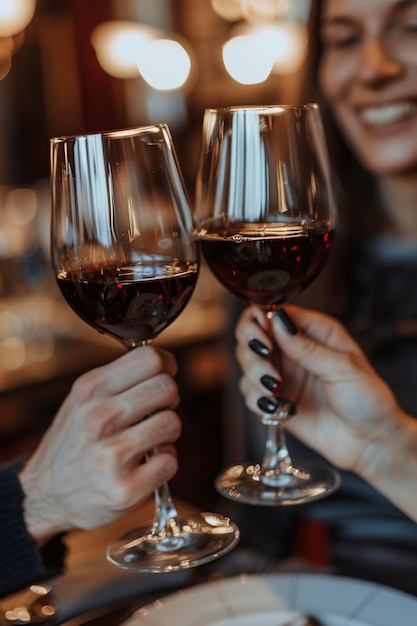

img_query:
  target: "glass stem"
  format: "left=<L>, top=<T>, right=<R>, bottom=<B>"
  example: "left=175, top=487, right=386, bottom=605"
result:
left=146, top=451, right=180, bottom=537
left=128, top=340, right=181, bottom=538
left=261, top=423, right=292, bottom=479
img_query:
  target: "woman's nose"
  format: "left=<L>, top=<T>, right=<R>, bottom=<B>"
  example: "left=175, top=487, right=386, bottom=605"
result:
left=358, top=37, right=402, bottom=83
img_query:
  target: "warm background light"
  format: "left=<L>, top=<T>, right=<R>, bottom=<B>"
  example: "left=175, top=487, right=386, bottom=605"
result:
left=139, top=39, right=192, bottom=91
left=0, top=0, right=36, bottom=37
left=0, top=48, right=12, bottom=81
left=210, top=0, right=244, bottom=22
left=254, top=22, right=308, bottom=74
left=91, top=20, right=157, bottom=79
left=222, top=34, right=274, bottom=85
left=90, top=2, right=309, bottom=89
left=91, top=21, right=192, bottom=91
left=242, top=0, right=311, bottom=23
left=217, top=0, right=310, bottom=84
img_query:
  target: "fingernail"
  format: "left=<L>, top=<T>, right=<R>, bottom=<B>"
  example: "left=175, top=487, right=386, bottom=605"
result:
left=260, top=375, right=282, bottom=395
left=275, top=308, right=298, bottom=335
left=257, top=396, right=279, bottom=413
left=248, top=338, right=270, bottom=357
left=257, top=396, right=297, bottom=416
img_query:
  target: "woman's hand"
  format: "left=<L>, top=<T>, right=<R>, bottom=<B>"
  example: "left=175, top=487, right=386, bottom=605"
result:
left=235, top=304, right=409, bottom=475
left=19, top=346, right=182, bottom=544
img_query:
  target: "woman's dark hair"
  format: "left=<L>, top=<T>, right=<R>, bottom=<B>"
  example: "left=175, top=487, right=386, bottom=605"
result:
left=296, top=0, right=388, bottom=319
left=305, top=1, right=383, bottom=230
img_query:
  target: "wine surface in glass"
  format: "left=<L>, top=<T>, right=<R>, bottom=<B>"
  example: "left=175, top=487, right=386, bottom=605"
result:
left=199, top=223, right=334, bottom=309
left=56, top=259, right=198, bottom=344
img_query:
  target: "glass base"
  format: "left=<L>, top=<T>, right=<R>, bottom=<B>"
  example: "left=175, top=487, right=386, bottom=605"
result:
left=106, top=512, right=240, bottom=572
left=215, top=462, right=341, bottom=506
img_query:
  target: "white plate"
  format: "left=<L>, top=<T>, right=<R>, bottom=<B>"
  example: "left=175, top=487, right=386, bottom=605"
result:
left=121, top=572, right=417, bottom=626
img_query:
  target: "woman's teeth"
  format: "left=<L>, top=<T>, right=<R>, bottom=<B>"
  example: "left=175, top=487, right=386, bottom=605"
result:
left=360, top=102, right=417, bottom=126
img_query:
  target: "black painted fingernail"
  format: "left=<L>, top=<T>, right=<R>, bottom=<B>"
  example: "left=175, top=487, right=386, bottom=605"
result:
left=257, top=396, right=279, bottom=413
left=275, top=308, right=298, bottom=335
left=260, top=375, right=282, bottom=395
left=257, top=395, right=297, bottom=416
left=248, top=338, right=270, bottom=357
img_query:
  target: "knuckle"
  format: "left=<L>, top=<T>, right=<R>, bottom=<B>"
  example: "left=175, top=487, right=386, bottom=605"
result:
left=164, top=410, right=182, bottom=440
left=235, top=343, right=244, bottom=365
left=141, top=346, right=165, bottom=374
left=300, top=335, right=318, bottom=357
left=154, top=455, right=178, bottom=484
left=155, top=373, right=179, bottom=405
left=110, top=479, right=134, bottom=510
left=85, top=401, right=124, bottom=439
left=345, top=350, right=366, bottom=373
left=71, top=368, right=101, bottom=401
left=99, top=439, right=126, bottom=469
left=238, top=375, right=247, bottom=396
left=150, top=410, right=182, bottom=443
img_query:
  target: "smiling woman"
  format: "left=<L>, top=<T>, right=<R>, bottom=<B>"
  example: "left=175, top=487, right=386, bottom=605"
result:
left=226, top=0, right=417, bottom=599
left=318, top=0, right=417, bottom=176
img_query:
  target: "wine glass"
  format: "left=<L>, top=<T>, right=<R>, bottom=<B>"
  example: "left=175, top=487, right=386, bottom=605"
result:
left=195, top=104, right=340, bottom=505
left=50, top=124, right=239, bottom=572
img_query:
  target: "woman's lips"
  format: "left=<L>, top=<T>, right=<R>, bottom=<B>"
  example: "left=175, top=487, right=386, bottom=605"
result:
left=358, top=101, right=417, bottom=127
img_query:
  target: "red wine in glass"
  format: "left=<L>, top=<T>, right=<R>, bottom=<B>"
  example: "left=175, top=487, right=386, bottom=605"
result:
left=199, top=224, right=335, bottom=309
left=50, top=124, right=239, bottom=571
left=56, top=260, right=199, bottom=347
left=195, top=104, right=340, bottom=505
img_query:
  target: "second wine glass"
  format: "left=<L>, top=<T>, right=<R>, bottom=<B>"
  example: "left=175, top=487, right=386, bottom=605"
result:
left=195, top=104, right=340, bottom=506
left=50, top=124, right=239, bottom=572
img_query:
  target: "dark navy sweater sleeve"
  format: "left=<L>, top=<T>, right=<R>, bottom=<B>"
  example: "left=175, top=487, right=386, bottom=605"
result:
left=0, top=458, right=67, bottom=598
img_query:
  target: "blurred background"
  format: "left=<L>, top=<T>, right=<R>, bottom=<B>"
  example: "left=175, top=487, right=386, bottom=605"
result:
left=0, top=0, right=312, bottom=508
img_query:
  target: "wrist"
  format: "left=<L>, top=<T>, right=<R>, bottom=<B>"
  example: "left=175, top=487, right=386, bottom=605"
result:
left=359, top=411, right=417, bottom=521
left=19, top=466, right=69, bottom=546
